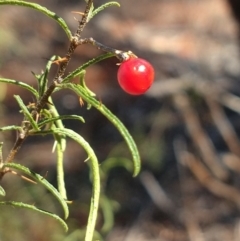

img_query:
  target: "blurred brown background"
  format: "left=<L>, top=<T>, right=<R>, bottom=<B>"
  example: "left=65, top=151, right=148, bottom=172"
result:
left=1, top=0, right=240, bottom=240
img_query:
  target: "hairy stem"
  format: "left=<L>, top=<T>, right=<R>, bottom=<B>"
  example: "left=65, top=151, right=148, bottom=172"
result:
left=75, top=0, right=94, bottom=38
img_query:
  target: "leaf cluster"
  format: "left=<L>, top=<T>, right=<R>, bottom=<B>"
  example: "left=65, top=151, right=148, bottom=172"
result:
left=0, top=1, right=141, bottom=241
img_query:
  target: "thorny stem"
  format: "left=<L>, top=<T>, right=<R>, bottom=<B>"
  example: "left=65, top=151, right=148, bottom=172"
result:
left=4, top=0, right=93, bottom=163
left=75, top=0, right=93, bottom=38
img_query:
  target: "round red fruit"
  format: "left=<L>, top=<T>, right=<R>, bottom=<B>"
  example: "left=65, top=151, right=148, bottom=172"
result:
left=117, top=57, right=154, bottom=95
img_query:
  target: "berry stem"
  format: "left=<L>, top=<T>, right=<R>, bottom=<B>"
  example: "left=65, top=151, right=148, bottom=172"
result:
left=78, top=37, right=136, bottom=61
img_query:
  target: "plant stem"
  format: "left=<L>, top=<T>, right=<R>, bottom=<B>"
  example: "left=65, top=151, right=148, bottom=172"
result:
left=78, top=37, right=136, bottom=61
left=5, top=132, right=26, bottom=163
left=75, top=0, right=94, bottom=38
left=79, top=38, right=119, bottom=54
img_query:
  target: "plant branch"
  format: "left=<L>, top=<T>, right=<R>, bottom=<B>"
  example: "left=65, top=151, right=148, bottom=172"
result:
left=36, top=0, right=94, bottom=112
left=4, top=0, right=93, bottom=163
left=78, top=37, right=136, bottom=61
left=5, top=120, right=31, bottom=163
left=75, top=0, right=94, bottom=38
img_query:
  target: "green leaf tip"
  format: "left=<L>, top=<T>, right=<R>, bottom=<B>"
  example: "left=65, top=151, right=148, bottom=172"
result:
left=3, top=163, right=69, bottom=219
left=0, top=78, right=39, bottom=98
left=91, top=2, right=120, bottom=19
left=14, top=95, right=40, bottom=131
left=0, top=201, right=68, bottom=231
left=0, top=186, right=6, bottom=196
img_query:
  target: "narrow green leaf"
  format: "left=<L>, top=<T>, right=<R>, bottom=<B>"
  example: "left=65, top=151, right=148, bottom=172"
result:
left=91, top=2, right=120, bottom=20
left=62, top=52, right=114, bottom=83
left=36, top=56, right=57, bottom=98
left=14, top=95, right=40, bottom=131
left=0, top=201, right=68, bottom=231
left=47, top=97, right=67, bottom=152
left=0, top=0, right=72, bottom=39
left=47, top=97, right=68, bottom=200
left=3, top=163, right=69, bottom=219
left=0, top=125, right=21, bottom=132
left=0, top=186, right=6, bottom=196
left=56, top=140, right=67, bottom=200
left=51, top=128, right=100, bottom=241
left=58, top=84, right=141, bottom=177
left=85, top=0, right=94, bottom=22
left=38, top=115, right=85, bottom=128
left=0, top=78, right=39, bottom=98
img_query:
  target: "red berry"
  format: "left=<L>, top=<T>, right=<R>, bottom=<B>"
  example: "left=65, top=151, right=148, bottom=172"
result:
left=117, top=57, right=154, bottom=95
